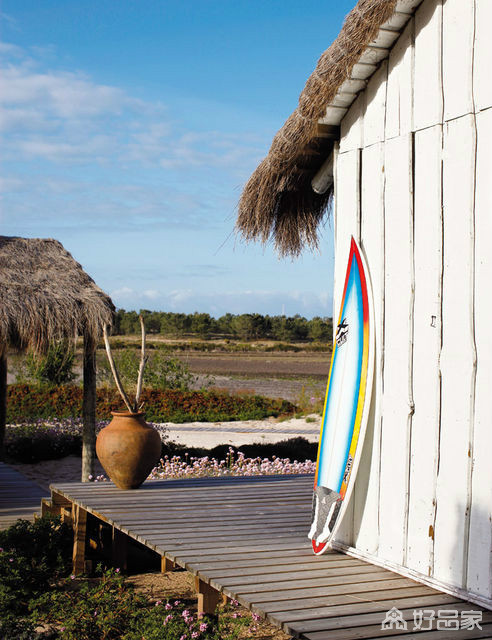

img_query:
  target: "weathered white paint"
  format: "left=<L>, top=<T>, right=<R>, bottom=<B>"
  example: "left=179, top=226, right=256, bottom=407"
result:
left=378, top=135, right=414, bottom=566
left=473, top=0, right=492, bottom=112
left=339, top=93, right=365, bottom=153
left=442, top=0, right=474, bottom=121
left=467, top=108, right=492, bottom=599
left=351, top=142, right=385, bottom=556
left=414, top=0, right=442, bottom=130
left=385, top=19, right=414, bottom=139
left=363, top=61, right=388, bottom=146
left=407, top=124, right=442, bottom=577
left=331, top=146, right=360, bottom=546
left=331, top=0, right=492, bottom=606
left=427, top=114, right=476, bottom=590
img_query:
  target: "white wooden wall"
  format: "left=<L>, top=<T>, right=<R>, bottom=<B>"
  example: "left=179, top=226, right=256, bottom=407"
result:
left=333, top=0, right=492, bottom=606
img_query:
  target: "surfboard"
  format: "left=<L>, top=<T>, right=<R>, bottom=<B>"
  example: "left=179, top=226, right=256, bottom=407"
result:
left=309, top=236, right=374, bottom=555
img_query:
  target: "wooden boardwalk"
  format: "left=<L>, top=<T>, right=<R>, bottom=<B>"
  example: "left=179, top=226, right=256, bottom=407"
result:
left=0, top=462, right=48, bottom=529
left=47, top=474, right=492, bottom=639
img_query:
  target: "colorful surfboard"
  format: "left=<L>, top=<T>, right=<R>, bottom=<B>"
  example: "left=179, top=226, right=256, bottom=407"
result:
left=309, top=236, right=374, bottom=555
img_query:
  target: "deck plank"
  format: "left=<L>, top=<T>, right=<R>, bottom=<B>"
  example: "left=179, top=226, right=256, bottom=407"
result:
left=0, top=462, right=48, bottom=529
left=50, top=474, right=487, bottom=639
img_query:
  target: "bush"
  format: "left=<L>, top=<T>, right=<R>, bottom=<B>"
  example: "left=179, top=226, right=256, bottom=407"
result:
left=7, top=384, right=296, bottom=424
left=0, top=516, right=72, bottom=623
left=23, top=341, right=76, bottom=386
left=97, top=350, right=196, bottom=391
left=4, top=420, right=83, bottom=462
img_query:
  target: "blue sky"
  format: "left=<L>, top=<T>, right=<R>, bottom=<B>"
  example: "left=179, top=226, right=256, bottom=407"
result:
left=1, top=1, right=355, bottom=318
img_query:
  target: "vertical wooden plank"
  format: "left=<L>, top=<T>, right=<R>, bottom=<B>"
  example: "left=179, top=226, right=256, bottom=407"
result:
left=363, top=62, right=388, bottom=147
left=332, top=147, right=361, bottom=546
left=385, top=19, right=414, bottom=140
left=378, top=135, right=414, bottom=566
left=467, top=108, right=492, bottom=600
left=340, top=94, right=364, bottom=154
left=72, top=504, right=88, bottom=575
left=82, top=334, right=96, bottom=482
left=442, top=0, right=474, bottom=121
left=473, top=0, right=492, bottom=112
left=351, top=142, right=385, bottom=555
left=161, top=556, right=175, bottom=573
left=407, top=124, right=443, bottom=576
left=195, top=577, right=223, bottom=617
left=112, top=527, right=128, bottom=571
left=433, top=114, right=476, bottom=589
left=0, top=351, right=6, bottom=461
left=414, top=0, right=443, bottom=130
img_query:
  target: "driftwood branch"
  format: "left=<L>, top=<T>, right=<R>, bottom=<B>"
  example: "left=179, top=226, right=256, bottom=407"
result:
left=103, top=324, right=133, bottom=413
left=135, top=315, right=148, bottom=409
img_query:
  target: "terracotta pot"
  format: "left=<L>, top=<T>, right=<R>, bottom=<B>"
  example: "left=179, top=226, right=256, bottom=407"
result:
left=96, top=412, right=162, bottom=490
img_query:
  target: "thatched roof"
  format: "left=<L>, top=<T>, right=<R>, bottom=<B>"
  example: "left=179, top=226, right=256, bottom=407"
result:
left=237, top=0, right=403, bottom=257
left=0, top=237, right=114, bottom=353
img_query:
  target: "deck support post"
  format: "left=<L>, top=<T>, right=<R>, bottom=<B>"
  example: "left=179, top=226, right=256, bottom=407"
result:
left=195, top=577, right=226, bottom=617
left=0, top=349, right=7, bottom=461
left=161, top=556, right=175, bottom=573
left=111, top=527, right=128, bottom=571
left=82, top=333, right=97, bottom=482
left=72, top=504, right=87, bottom=575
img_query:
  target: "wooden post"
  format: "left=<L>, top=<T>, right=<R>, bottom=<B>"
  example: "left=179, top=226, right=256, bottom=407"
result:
left=72, top=504, right=87, bottom=575
left=112, top=527, right=128, bottom=571
left=195, top=577, right=225, bottom=617
left=161, top=556, right=175, bottom=573
left=0, top=349, right=7, bottom=461
left=82, top=333, right=97, bottom=481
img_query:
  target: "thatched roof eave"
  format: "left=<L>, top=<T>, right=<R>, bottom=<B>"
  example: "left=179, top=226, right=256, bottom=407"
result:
left=0, top=236, right=115, bottom=354
left=237, top=0, right=423, bottom=257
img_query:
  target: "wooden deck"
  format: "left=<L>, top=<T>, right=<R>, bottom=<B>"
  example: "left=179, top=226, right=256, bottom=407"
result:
left=46, top=474, right=492, bottom=639
left=0, top=462, right=48, bottom=529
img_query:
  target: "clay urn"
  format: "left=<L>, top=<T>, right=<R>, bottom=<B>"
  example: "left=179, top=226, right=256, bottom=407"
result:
left=96, top=411, right=162, bottom=490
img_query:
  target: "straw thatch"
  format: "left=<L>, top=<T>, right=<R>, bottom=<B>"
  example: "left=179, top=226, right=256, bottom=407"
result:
left=0, top=236, right=114, bottom=354
left=237, top=0, right=397, bottom=256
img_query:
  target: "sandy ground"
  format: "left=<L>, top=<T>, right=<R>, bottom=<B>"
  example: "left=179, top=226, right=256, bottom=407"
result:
left=11, top=415, right=321, bottom=491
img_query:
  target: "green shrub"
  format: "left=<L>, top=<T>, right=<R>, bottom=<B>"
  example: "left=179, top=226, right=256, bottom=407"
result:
left=0, top=516, right=72, bottom=622
left=23, top=341, right=76, bottom=386
left=7, top=384, right=296, bottom=423
left=97, top=349, right=196, bottom=391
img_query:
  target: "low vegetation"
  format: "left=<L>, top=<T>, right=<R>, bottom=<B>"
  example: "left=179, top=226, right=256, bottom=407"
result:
left=7, top=384, right=295, bottom=425
left=0, top=517, right=263, bottom=640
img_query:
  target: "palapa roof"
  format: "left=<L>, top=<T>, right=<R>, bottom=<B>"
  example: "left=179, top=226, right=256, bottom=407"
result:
left=0, top=236, right=114, bottom=353
left=237, top=0, right=422, bottom=256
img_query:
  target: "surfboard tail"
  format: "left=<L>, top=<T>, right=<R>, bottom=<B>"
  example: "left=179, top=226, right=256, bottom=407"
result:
left=308, top=485, right=342, bottom=551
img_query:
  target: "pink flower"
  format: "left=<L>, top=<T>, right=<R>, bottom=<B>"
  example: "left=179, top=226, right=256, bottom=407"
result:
left=200, top=622, right=208, bottom=631
left=252, top=613, right=261, bottom=621
left=192, top=633, right=199, bottom=639
left=165, top=603, right=172, bottom=610
left=182, top=609, right=190, bottom=618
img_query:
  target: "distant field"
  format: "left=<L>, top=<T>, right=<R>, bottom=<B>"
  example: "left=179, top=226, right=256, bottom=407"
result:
left=176, top=352, right=330, bottom=379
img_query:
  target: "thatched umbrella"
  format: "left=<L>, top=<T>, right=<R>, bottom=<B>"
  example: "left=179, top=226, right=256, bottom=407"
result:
left=0, top=236, right=115, bottom=480
left=237, top=0, right=398, bottom=256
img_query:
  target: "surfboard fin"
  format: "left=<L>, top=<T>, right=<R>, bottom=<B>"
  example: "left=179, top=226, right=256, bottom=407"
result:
left=308, top=485, right=341, bottom=544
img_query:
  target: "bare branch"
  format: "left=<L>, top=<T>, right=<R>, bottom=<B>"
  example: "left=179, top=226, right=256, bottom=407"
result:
left=103, top=324, right=133, bottom=413
left=135, top=315, right=148, bottom=408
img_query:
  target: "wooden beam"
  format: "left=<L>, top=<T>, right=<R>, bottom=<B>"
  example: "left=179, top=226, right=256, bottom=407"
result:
left=82, top=333, right=97, bottom=482
left=0, top=350, right=7, bottom=461
left=112, top=527, right=128, bottom=571
left=161, top=556, right=175, bottom=573
left=72, top=504, right=87, bottom=575
left=195, top=577, right=226, bottom=617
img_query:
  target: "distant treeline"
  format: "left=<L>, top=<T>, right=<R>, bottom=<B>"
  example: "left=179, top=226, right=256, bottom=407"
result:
left=114, top=310, right=333, bottom=342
